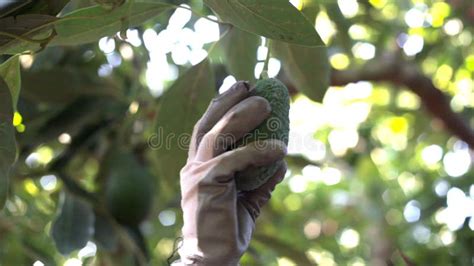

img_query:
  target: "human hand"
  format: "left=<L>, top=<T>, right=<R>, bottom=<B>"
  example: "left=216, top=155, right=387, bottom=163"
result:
left=177, top=81, right=287, bottom=265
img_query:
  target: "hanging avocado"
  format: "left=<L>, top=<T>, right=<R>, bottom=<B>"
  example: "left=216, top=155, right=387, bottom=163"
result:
left=235, top=78, right=290, bottom=191
left=104, top=149, right=154, bottom=226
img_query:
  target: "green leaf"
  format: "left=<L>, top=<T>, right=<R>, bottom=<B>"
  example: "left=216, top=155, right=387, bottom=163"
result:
left=326, top=3, right=353, bottom=56
left=0, top=55, right=21, bottom=109
left=1, top=2, right=171, bottom=54
left=204, top=0, right=324, bottom=46
left=0, top=14, right=57, bottom=55
left=154, top=59, right=215, bottom=186
left=220, top=27, right=259, bottom=82
left=52, top=1, right=171, bottom=46
left=0, top=1, right=33, bottom=17
left=51, top=192, right=95, bottom=255
left=0, top=78, right=17, bottom=210
left=300, top=1, right=320, bottom=24
left=59, top=0, right=99, bottom=16
left=272, top=41, right=330, bottom=102
left=22, top=0, right=72, bottom=16
left=21, top=68, right=118, bottom=104
left=93, top=211, right=118, bottom=251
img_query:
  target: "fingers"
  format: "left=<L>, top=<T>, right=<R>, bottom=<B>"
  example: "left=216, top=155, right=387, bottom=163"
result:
left=188, top=81, right=250, bottom=160
left=238, top=161, right=287, bottom=220
left=195, top=139, right=286, bottom=193
left=215, top=139, right=287, bottom=177
left=194, top=96, right=271, bottom=162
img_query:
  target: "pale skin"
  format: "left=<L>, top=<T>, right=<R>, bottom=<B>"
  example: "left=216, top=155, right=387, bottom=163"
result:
left=176, top=81, right=288, bottom=265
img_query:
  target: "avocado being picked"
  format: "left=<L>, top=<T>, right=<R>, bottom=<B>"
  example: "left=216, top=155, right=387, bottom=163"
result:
left=235, top=78, right=290, bottom=191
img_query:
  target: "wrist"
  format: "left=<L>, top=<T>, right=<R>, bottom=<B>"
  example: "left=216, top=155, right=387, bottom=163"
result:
left=177, top=238, right=240, bottom=266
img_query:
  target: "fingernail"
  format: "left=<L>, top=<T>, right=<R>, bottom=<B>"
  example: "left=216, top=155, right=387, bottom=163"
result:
left=243, top=81, right=250, bottom=90
left=228, top=81, right=247, bottom=92
left=233, top=81, right=249, bottom=91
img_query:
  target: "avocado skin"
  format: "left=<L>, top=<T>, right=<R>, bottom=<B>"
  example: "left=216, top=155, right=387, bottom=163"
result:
left=105, top=151, right=154, bottom=226
left=235, top=78, right=290, bottom=191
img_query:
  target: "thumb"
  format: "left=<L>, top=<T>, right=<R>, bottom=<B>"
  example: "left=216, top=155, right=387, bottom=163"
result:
left=238, top=160, right=287, bottom=220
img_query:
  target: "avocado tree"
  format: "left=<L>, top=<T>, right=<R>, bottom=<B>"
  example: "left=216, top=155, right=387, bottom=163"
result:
left=0, top=0, right=473, bottom=265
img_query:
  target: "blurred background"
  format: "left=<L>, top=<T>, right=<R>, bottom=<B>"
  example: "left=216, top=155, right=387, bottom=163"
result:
left=0, top=0, right=473, bottom=265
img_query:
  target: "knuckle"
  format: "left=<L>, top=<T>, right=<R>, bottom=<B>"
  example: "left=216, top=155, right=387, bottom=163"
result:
left=227, top=109, right=242, bottom=121
left=195, top=119, right=212, bottom=137
left=193, top=118, right=203, bottom=131
left=216, top=153, right=231, bottom=169
left=210, top=96, right=221, bottom=104
left=217, top=152, right=240, bottom=174
left=179, top=164, right=190, bottom=177
left=201, top=131, right=216, bottom=146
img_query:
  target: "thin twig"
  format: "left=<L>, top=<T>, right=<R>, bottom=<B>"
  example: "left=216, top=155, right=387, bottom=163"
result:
left=260, top=39, right=272, bottom=79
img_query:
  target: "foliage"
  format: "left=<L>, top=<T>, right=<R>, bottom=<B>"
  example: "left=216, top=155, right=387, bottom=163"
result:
left=0, top=79, right=17, bottom=209
left=0, top=0, right=473, bottom=265
left=153, top=59, right=215, bottom=191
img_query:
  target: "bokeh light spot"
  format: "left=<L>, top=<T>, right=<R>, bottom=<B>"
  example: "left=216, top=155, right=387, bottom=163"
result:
left=330, top=53, right=350, bottom=70
left=218, top=75, right=237, bottom=94
left=39, top=175, right=57, bottom=191
left=443, top=149, right=471, bottom=177
left=403, top=200, right=421, bottom=223
left=338, top=228, right=360, bottom=249
left=304, top=219, right=322, bottom=239
left=98, top=37, right=115, bottom=54
left=158, top=210, right=176, bottom=227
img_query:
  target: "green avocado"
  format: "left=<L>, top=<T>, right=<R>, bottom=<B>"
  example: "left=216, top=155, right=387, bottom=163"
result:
left=235, top=78, right=290, bottom=191
left=104, top=150, right=154, bottom=226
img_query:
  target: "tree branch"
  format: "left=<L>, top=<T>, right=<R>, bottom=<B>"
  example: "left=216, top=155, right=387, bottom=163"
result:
left=330, top=54, right=474, bottom=149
